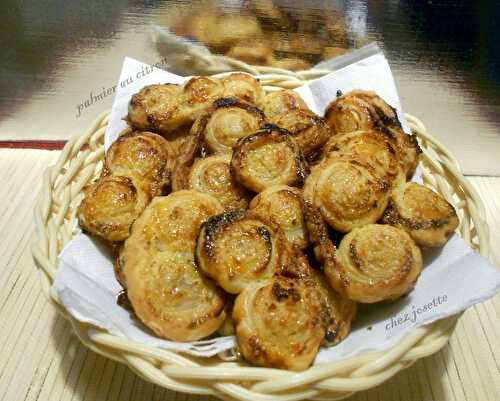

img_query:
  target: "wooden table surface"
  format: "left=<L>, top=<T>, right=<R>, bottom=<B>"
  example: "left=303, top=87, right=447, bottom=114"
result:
left=0, top=148, right=499, bottom=401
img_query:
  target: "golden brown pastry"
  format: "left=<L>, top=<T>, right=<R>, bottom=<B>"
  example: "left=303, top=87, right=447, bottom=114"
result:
left=312, top=270, right=357, bottom=346
left=383, top=125, right=421, bottom=179
left=78, top=131, right=174, bottom=242
left=226, top=41, right=273, bottom=66
left=78, top=175, right=150, bottom=242
left=326, top=224, right=422, bottom=303
left=231, top=125, right=308, bottom=193
left=303, top=153, right=390, bottom=232
left=127, top=84, right=182, bottom=133
left=105, top=130, right=175, bottom=195
left=249, top=185, right=308, bottom=250
left=220, top=73, right=265, bottom=106
left=381, top=182, right=459, bottom=247
left=324, top=90, right=400, bottom=135
left=233, top=276, right=327, bottom=371
left=323, top=90, right=420, bottom=178
left=322, top=130, right=405, bottom=188
left=272, top=109, right=331, bottom=159
left=203, top=15, right=262, bottom=52
left=120, top=190, right=226, bottom=341
left=270, top=57, right=312, bottom=71
left=259, top=90, right=309, bottom=120
left=193, top=98, right=266, bottom=154
left=186, top=153, right=251, bottom=210
left=128, top=75, right=264, bottom=135
left=196, top=210, right=287, bottom=294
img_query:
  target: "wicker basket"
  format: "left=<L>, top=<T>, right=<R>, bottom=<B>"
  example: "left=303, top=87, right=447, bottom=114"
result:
left=32, top=70, right=489, bottom=401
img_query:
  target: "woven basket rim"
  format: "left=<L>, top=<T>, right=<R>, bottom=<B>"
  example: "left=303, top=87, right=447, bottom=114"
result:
left=31, top=73, right=490, bottom=401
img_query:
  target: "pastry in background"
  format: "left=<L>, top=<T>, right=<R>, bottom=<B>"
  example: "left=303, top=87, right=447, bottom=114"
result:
left=226, top=41, right=273, bottom=66
left=327, top=224, right=422, bottom=303
left=381, top=182, right=459, bottom=247
left=231, top=125, right=309, bottom=192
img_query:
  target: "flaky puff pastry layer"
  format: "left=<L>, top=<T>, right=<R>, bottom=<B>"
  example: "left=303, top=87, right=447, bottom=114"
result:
left=105, top=130, right=175, bottom=195
left=312, top=270, right=357, bottom=346
left=259, top=89, right=309, bottom=119
left=78, top=175, right=150, bottom=242
left=272, top=109, right=330, bottom=159
left=324, top=90, right=421, bottom=178
left=324, top=90, right=400, bottom=135
left=300, top=202, right=357, bottom=345
left=193, top=98, right=266, bottom=154
left=78, top=131, right=174, bottom=242
left=303, top=153, right=390, bottom=233
left=187, top=153, right=251, bottom=211
left=323, top=130, right=405, bottom=188
left=326, top=224, right=422, bottom=303
left=220, top=73, right=265, bottom=106
left=381, top=182, right=459, bottom=247
left=196, top=210, right=287, bottom=294
left=128, top=74, right=263, bottom=134
left=249, top=185, right=308, bottom=250
left=120, top=190, right=226, bottom=341
left=231, top=125, right=309, bottom=193
left=233, top=276, right=327, bottom=371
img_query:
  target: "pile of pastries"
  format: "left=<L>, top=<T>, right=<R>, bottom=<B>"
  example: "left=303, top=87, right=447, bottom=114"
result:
left=78, top=73, right=459, bottom=371
left=158, top=0, right=353, bottom=71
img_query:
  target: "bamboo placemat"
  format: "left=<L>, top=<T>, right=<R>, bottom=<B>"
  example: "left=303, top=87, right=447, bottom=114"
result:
left=0, top=148, right=499, bottom=401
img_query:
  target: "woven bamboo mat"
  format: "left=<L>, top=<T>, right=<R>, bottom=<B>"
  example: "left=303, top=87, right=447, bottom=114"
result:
left=0, top=148, right=498, bottom=401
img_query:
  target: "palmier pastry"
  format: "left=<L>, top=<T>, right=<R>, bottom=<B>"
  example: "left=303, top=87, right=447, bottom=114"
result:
left=381, top=182, right=459, bottom=247
left=187, top=153, right=251, bottom=210
left=324, top=90, right=400, bottom=135
left=324, top=90, right=420, bottom=178
left=303, top=153, right=390, bottom=232
left=233, top=276, right=327, bottom=371
left=78, top=131, right=174, bottom=241
left=249, top=185, right=308, bottom=250
left=259, top=89, right=309, bottom=119
left=221, top=73, right=265, bottom=106
left=196, top=210, right=287, bottom=294
left=272, top=109, right=331, bottom=159
left=105, top=130, right=175, bottom=195
left=231, top=125, right=308, bottom=193
left=128, top=84, right=183, bottom=133
left=128, top=74, right=264, bottom=134
left=120, top=190, right=226, bottom=341
left=194, top=98, right=266, bottom=154
left=322, top=130, right=405, bottom=188
left=383, top=126, right=421, bottom=179
left=326, top=224, right=422, bottom=303
left=78, top=175, right=150, bottom=242
left=312, top=270, right=357, bottom=346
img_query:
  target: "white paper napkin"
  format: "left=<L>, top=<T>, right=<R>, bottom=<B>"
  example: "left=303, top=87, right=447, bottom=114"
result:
left=54, top=48, right=500, bottom=361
